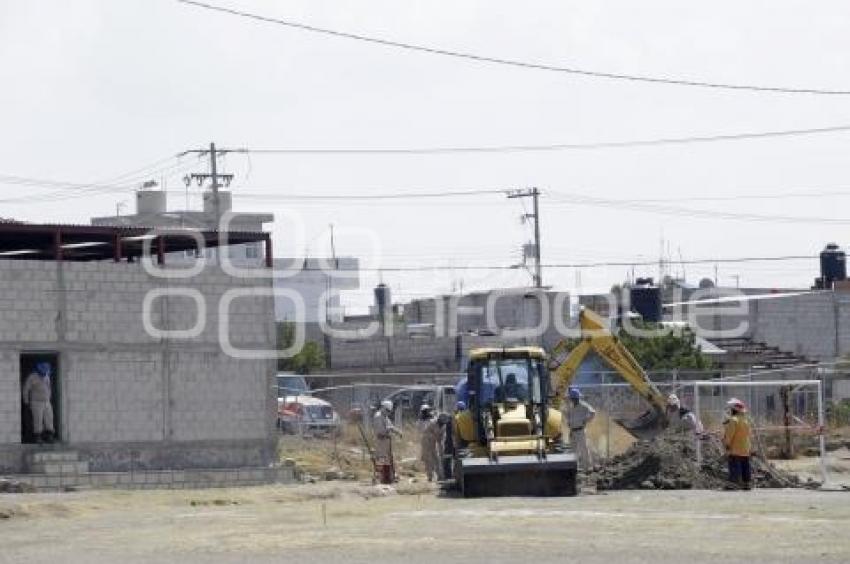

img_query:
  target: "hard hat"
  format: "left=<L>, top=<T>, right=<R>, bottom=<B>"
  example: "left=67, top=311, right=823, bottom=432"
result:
left=567, top=386, right=582, bottom=400
left=726, top=398, right=747, bottom=412
left=667, top=394, right=680, bottom=407
left=455, top=401, right=466, bottom=411
left=35, top=362, right=51, bottom=377
left=380, top=400, right=393, bottom=411
left=419, top=404, right=431, bottom=413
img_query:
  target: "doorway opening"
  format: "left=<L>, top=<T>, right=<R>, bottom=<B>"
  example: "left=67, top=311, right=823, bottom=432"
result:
left=20, top=352, right=60, bottom=444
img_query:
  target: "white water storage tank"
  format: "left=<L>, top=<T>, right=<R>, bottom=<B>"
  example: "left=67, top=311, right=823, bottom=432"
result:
left=136, top=190, right=167, bottom=215
left=202, top=190, right=232, bottom=215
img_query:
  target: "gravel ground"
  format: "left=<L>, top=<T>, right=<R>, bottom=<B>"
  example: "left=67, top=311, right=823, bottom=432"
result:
left=1, top=483, right=849, bottom=564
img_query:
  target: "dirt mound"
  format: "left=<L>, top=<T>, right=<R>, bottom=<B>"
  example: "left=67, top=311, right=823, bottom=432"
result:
left=596, top=432, right=802, bottom=491
left=585, top=410, right=637, bottom=458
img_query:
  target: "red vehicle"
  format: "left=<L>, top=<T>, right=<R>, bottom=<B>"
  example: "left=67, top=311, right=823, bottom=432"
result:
left=277, top=395, right=341, bottom=435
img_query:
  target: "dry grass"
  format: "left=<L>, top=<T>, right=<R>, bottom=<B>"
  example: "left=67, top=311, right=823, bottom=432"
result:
left=276, top=422, right=426, bottom=481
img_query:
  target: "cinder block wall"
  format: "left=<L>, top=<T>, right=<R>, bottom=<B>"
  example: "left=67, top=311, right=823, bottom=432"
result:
left=749, top=292, right=843, bottom=360
left=0, top=259, right=277, bottom=473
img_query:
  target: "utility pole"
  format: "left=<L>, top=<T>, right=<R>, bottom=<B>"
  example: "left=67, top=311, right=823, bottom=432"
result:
left=508, top=187, right=543, bottom=288
left=180, top=142, right=238, bottom=228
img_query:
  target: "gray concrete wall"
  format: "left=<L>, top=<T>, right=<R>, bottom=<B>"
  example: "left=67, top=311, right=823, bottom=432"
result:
left=0, top=259, right=277, bottom=473
left=748, top=292, right=849, bottom=361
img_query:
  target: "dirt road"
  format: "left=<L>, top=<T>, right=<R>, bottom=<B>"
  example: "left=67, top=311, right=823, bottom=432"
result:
left=1, top=483, right=848, bottom=563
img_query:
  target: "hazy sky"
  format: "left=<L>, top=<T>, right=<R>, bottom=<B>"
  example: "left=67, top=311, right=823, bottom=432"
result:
left=3, top=1, right=850, bottom=312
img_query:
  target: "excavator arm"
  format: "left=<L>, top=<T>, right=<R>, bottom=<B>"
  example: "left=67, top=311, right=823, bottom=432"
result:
left=551, top=308, right=669, bottom=426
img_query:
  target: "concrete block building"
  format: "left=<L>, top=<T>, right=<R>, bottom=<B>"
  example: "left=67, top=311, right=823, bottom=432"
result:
left=0, top=223, right=278, bottom=475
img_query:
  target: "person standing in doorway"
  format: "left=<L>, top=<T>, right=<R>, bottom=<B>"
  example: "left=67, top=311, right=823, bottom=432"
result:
left=22, top=362, right=55, bottom=444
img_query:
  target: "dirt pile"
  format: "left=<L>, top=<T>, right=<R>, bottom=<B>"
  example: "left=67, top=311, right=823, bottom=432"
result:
left=596, top=432, right=803, bottom=491
left=585, top=410, right=637, bottom=459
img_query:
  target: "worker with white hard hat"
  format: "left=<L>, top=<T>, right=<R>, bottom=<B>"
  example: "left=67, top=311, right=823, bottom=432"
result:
left=723, top=398, right=753, bottom=490
left=564, top=386, right=596, bottom=473
left=666, top=393, right=704, bottom=434
left=373, top=400, right=402, bottom=477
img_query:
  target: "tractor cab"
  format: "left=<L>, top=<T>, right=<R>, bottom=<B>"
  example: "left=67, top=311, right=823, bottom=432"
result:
left=453, top=347, right=577, bottom=496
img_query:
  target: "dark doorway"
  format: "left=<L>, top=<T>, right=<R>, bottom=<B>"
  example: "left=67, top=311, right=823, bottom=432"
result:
left=20, top=352, right=60, bottom=444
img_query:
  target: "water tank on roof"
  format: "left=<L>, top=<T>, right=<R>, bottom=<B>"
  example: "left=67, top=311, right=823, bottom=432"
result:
left=136, top=189, right=166, bottom=215
left=202, top=190, right=233, bottom=215
left=820, top=243, right=846, bottom=289
left=374, top=283, right=391, bottom=319
left=630, top=277, right=662, bottom=322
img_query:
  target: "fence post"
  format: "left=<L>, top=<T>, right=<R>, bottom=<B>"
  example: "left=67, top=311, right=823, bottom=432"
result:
left=818, top=379, right=828, bottom=484
left=694, top=382, right=702, bottom=465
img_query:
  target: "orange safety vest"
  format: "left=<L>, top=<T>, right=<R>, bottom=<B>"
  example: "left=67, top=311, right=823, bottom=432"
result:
left=723, top=414, right=752, bottom=457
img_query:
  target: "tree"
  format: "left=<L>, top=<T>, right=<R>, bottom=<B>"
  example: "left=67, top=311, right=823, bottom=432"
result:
left=617, top=324, right=712, bottom=370
left=276, top=322, right=326, bottom=374
left=288, top=341, right=326, bottom=375
left=557, top=322, right=712, bottom=371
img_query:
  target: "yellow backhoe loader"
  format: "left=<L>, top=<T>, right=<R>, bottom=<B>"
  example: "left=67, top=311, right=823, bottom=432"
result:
left=549, top=308, right=669, bottom=438
left=453, top=346, right=577, bottom=497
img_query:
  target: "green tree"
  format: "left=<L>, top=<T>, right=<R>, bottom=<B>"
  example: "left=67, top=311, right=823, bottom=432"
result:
left=288, top=341, right=326, bottom=375
left=276, top=322, right=326, bottom=374
left=557, top=322, right=712, bottom=371
left=617, top=323, right=712, bottom=370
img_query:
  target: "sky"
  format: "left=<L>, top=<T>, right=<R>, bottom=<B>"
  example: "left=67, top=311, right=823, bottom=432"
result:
left=2, top=0, right=850, bottom=312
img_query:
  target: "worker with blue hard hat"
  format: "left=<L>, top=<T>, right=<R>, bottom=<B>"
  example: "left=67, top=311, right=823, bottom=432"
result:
left=22, top=362, right=56, bottom=444
left=564, top=385, right=595, bottom=474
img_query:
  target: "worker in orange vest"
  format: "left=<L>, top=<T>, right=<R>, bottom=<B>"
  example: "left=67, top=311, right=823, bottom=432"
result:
left=723, top=398, right=753, bottom=490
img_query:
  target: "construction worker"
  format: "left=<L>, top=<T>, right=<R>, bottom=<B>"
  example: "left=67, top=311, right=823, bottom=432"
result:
left=21, top=362, right=55, bottom=444
left=666, top=393, right=704, bottom=434
left=723, top=398, right=753, bottom=490
left=373, top=400, right=402, bottom=475
left=418, top=406, right=442, bottom=482
left=564, top=386, right=595, bottom=473
left=442, top=403, right=464, bottom=479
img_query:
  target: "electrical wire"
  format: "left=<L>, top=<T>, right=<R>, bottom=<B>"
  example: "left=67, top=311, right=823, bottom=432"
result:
left=176, top=0, right=850, bottom=96
left=546, top=191, right=850, bottom=224
left=328, top=254, right=818, bottom=273
left=238, top=124, right=850, bottom=155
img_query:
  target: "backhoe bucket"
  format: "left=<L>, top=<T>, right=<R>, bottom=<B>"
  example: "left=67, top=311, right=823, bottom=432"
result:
left=456, top=453, right=577, bottom=497
left=616, top=409, right=665, bottom=441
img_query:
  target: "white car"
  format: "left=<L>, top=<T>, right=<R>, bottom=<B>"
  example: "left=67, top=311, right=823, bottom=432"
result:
left=277, top=395, right=341, bottom=435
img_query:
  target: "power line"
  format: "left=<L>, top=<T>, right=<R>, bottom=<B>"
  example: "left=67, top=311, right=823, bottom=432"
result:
left=334, top=254, right=818, bottom=273
left=176, top=0, right=850, bottom=96
left=237, top=124, right=850, bottom=155
left=237, top=189, right=508, bottom=201
left=546, top=191, right=850, bottom=224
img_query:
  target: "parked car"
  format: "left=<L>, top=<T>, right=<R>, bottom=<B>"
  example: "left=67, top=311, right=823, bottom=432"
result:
left=277, top=373, right=309, bottom=398
left=277, top=395, right=341, bottom=435
left=382, top=384, right=457, bottom=422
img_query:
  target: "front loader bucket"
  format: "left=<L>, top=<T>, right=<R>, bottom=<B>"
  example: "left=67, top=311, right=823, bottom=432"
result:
left=457, top=453, right=577, bottom=497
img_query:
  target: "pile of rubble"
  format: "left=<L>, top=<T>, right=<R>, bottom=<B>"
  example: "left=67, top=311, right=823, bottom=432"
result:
left=596, top=432, right=804, bottom=491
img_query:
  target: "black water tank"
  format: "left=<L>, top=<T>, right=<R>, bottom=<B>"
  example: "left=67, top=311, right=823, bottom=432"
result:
left=820, top=243, right=846, bottom=289
left=630, top=278, right=662, bottom=322
left=374, top=283, right=391, bottom=317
